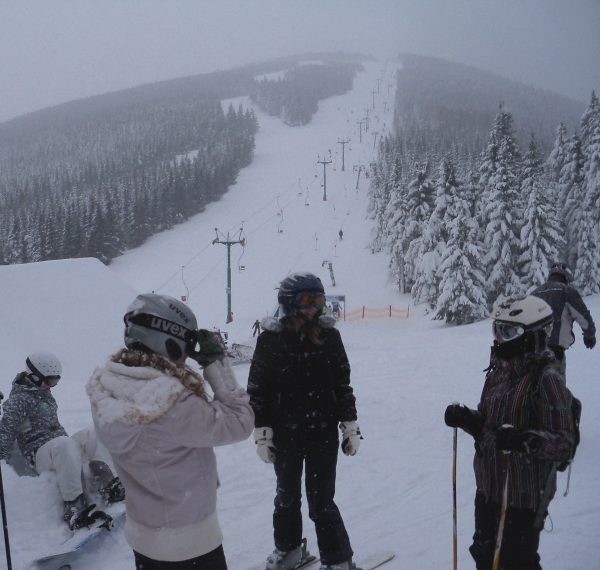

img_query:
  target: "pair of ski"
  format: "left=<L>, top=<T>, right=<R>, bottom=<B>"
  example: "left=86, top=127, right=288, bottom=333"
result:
left=265, top=551, right=395, bottom=570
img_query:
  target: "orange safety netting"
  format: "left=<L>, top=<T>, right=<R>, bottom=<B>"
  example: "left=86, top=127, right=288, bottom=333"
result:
left=345, top=305, right=410, bottom=321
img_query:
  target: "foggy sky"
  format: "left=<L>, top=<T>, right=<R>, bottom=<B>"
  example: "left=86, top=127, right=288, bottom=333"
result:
left=1, top=0, right=599, bottom=123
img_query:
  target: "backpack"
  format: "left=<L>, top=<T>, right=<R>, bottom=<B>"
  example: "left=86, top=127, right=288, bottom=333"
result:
left=557, top=395, right=581, bottom=472
left=529, top=363, right=581, bottom=471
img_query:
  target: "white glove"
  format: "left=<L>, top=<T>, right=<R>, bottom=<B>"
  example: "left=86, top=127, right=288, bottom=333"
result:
left=254, top=427, right=276, bottom=463
left=203, top=359, right=240, bottom=398
left=340, top=421, right=361, bottom=456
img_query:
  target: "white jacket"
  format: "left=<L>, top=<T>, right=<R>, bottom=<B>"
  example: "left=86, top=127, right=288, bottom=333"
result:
left=87, top=357, right=254, bottom=561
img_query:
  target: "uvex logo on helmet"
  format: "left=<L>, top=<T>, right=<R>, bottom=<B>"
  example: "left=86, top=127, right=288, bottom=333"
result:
left=169, top=303, right=190, bottom=325
left=149, top=316, right=188, bottom=340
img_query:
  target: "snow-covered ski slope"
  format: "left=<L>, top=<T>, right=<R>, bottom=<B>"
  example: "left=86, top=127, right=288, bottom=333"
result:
left=0, top=61, right=598, bottom=569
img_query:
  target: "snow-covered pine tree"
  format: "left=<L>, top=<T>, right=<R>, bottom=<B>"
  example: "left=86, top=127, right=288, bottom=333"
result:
left=573, top=202, right=600, bottom=295
left=480, top=110, right=523, bottom=304
left=411, top=158, right=460, bottom=308
left=383, top=179, right=409, bottom=293
left=580, top=91, right=599, bottom=148
left=578, top=112, right=600, bottom=292
left=560, top=134, right=586, bottom=270
left=547, top=122, right=569, bottom=210
left=519, top=135, right=565, bottom=289
left=368, top=136, right=403, bottom=253
left=402, top=161, right=435, bottom=289
left=434, top=195, right=487, bottom=324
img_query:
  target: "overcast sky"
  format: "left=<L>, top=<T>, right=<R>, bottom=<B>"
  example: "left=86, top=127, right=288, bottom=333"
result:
left=1, top=0, right=599, bottom=123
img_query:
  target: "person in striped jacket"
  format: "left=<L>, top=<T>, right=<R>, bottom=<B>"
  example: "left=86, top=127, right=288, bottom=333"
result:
left=445, top=296, right=576, bottom=570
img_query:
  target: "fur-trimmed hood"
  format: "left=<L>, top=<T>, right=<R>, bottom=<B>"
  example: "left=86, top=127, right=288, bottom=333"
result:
left=87, top=360, right=187, bottom=426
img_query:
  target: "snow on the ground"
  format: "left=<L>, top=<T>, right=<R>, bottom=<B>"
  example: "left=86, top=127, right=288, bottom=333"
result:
left=1, top=61, right=598, bottom=569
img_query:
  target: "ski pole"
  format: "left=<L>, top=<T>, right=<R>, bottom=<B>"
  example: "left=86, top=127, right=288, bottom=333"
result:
left=492, top=456, right=509, bottom=570
left=452, top=427, right=458, bottom=570
left=0, top=391, right=13, bottom=570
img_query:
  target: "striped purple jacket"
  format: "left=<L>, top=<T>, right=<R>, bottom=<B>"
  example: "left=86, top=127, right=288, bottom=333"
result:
left=473, top=349, right=575, bottom=510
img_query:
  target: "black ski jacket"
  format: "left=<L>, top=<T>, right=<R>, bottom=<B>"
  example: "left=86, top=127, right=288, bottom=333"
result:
left=531, top=277, right=595, bottom=349
left=247, top=318, right=357, bottom=429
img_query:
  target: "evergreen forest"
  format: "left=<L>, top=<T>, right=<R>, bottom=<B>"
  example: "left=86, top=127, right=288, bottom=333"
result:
left=0, top=55, right=362, bottom=265
left=369, top=55, right=599, bottom=324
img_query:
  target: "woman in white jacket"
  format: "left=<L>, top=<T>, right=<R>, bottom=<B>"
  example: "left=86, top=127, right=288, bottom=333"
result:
left=87, top=293, right=254, bottom=570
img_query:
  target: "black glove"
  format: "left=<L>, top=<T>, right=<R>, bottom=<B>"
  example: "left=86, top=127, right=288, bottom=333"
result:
left=495, top=425, right=542, bottom=454
left=444, top=404, right=483, bottom=438
left=192, top=329, right=226, bottom=367
left=584, top=335, right=596, bottom=349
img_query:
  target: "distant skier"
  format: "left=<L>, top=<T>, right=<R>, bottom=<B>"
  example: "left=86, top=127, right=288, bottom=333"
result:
left=445, top=296, right=576, bottom=570
left=248, top=272, right=361, bottom=570
left=0, top=352, right=124, bottom=530
left=331, top=300, right=341, bottom=318
left=252, top=318, right=261, bottom=337
left=88, top=293, right=254, bottom=570
left=338, top=229, right=344, bottom=240
left=531, top=262, right=596, bottom=375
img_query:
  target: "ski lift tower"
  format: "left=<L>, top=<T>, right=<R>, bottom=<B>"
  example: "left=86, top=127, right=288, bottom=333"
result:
left=212, top=228, right=246, bottom=323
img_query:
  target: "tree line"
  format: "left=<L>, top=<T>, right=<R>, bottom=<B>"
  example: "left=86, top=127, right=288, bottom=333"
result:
left=369, top=92, right=600, bottom=325
left=0, top=101, right=258, bottom=264
left=251, top=62, right=361, bottom=126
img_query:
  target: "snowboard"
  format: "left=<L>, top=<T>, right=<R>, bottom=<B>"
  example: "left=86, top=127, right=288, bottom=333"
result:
left=33, top=509, right=126, bottom=570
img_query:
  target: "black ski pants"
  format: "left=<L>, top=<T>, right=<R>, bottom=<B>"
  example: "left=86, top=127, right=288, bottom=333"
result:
left=470, top=492, right=542, bottom=570
left=133, top=545, right=227, bottom=570
left=272, top=425, right=353, bottom=565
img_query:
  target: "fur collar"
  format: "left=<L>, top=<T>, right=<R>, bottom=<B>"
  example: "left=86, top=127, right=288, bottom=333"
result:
left=260, top=314, right=337, bottom=333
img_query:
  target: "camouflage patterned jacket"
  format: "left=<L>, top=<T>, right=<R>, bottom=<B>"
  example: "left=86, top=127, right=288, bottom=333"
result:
left=0, top=372, right=68, bottom=466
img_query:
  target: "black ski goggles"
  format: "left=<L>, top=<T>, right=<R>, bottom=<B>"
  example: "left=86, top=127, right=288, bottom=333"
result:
left=43, top=375, right=61, bottom=387
left=493, top=321, right=553, bottom=343
left=27, top=372, right=61, bottom=387
left=294, top=292, right=326, bottom=310
left=493, top=321, right=525, bottom=343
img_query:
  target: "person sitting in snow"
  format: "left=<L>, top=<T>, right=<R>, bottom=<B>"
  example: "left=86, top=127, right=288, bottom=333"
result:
left=87, top=293, right=254, bottom=570
left=0, top=351, right=125, bottom=530
left=247, top=272, right=361, bottom=570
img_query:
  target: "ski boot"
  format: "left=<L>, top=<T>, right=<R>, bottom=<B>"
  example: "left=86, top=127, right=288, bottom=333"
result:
left=63, top=493, right=87, bottom=526
left=63, top=493, right=113, bottom=531
left=89, top=460, right=126, bottom=503
left=266, top=538, right=311, bottom=570
left=99, top=476, right=126, bottom=503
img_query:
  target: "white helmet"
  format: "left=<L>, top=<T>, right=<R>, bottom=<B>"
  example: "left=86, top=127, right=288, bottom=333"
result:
left=492, top=296, right=553, bottom=344
left=26, top=351, right=62, bottom=387
left=123, top=293, right=198, bottom=361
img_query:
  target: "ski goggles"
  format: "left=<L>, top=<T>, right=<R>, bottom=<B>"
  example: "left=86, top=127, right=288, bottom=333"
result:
left=43, top=375, right=61, bottom=387
left=294, top=292, right=326, bottom=310
left=493, top=321, right=525, bottom=343
left=28, top=372, right=61, bottom=387
left=493, top=321, right=553, bottom=343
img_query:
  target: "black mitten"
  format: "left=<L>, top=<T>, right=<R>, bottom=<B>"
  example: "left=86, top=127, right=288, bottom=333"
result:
left=444, top=404, right=484, bottom=438
left=495, top=425, right=542, bottom=454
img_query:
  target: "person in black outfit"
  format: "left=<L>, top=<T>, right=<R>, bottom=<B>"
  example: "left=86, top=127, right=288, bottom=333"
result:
left=247, top=272, right=360, bottom=570
left=531, top=263, right=595, bottom=376
left=252, top=319, right=261, bottom=337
